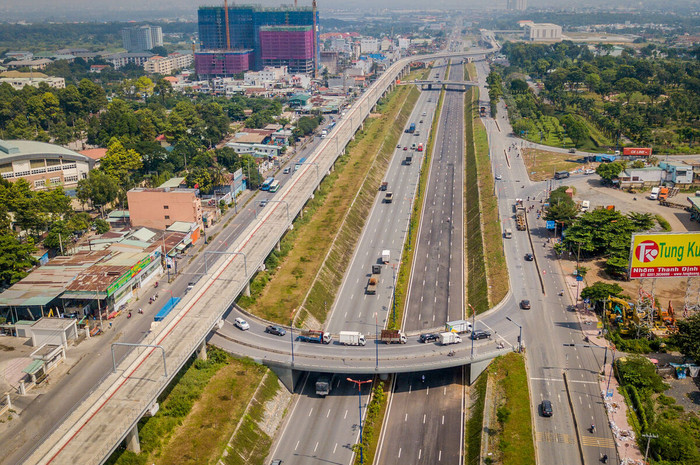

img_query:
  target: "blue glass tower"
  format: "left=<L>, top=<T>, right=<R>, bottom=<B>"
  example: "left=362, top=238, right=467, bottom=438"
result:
left=198, top=5, right=318, bottom=71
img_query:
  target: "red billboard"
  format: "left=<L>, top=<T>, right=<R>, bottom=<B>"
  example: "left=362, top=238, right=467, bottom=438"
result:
left=623, top=147, right=652, bottom=156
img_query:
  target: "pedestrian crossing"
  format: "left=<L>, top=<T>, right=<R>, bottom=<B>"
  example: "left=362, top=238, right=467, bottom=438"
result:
left=580, top=435, right=616, bottom=449
left=536, top=431, right=573, bottom=444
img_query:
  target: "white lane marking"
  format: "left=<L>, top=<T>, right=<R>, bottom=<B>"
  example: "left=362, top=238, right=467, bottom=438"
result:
left=308, top=408, right=313, bottom=416
left=327, top=408, right=331, bottom=418
left=333, top=443, right=337, bottom=454
left=295, top=441, right=300, bottom=451
left=419, top=449, right=422, bottom=460
left=427, top=386, right=430, bottom=395
left=344, top=409, right=348, bottom=419
left=398, top=448, right=402, bottom=458
left=442, top=415, right=445, bottom=425
left=314, top=442, right=319, bottom=452
left=405, top=413, right=408, bottom=422
left=439, top=450, right=442, bottom=461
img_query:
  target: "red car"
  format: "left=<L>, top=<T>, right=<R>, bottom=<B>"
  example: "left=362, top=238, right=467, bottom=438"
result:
left=403, top=146, right=408, bottom=151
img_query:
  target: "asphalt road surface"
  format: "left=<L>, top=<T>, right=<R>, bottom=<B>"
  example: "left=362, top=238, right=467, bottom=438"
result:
left=475, top=58, right=618, bottom=465
left=376, top=56, right=466, bottom=465
left=265, top=61, right=445, bottom=465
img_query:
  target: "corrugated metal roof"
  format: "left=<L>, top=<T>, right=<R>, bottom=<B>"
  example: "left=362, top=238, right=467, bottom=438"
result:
left=167, top=221, right=196, bottom=233
left=130, top=228, right=157, bottom=242
left=158, top=177, right=186, bottom=188
left=23, top=360, right=44, bottom=375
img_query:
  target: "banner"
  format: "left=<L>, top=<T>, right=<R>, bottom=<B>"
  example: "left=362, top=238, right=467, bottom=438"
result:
left=629, top=233, right=700, bottom=278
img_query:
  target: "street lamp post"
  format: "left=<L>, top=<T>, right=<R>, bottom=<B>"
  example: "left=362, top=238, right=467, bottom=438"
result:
left=346, top=377, right=373, bottom=464
left=506, top=316, right=522, bottom=352
left=642, top=433, right=658, bottom=464
left=290, top=311, right=295, bottom=366
left=469, top=304, right=476, bottom=359
left=375, top=313, right=379, bottom=370
left=392, top=264, right=397, bottom=324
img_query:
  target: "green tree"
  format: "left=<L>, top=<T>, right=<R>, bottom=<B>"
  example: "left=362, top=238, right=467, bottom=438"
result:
left=580, top=282, right=624, bottom=306
left=615, top=355, right=667, bottom=393
left=627, top=212, right=654, bottom=231
left=0, top=232, right=37, bottom=286
left=100, top=138, right=143, bottom=186
left=76, top=170, right=119, bottom=216
left=93, top=218, right=110, bottom=234
left=184, top=167, right=213, bottom=194
left=596, top=161, right=625, bottom=184
left=559, top=114, right=589, bottom=146
left=674, top=314, right=700, bottom=363
left=44, top=220, right=72, bottom=254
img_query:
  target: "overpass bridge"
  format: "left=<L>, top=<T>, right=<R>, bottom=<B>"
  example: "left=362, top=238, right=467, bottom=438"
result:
left=22, top=49, right=494, bottom=465
left=413, top=79, right=479, bottom=91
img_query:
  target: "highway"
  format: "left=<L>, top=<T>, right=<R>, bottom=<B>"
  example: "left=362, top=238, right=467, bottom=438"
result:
left=474, top=57, right=618, bottom=465
left=261, top=59, right=445, bottom=465
left=376, top=56, right=466, bottom=465
left=22, top=49, right=463, bottom=465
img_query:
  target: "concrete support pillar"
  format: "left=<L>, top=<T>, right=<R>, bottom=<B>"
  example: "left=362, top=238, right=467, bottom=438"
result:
left=267, top=365, right=302, bottom=393
left=276, top=240, right=281, bottom=251
left=5, top=393, right=11, bottom=410
left=469, top=358, right=492, bottom=385
left=85, top=326, right=91, bottom=339
left=125, top=424, right=141, bottom=454
left=197, top=341, right=207, bottom=361
left=244, top=281, right=251, bottom=297
left=18, top=381, right=26, bottom=395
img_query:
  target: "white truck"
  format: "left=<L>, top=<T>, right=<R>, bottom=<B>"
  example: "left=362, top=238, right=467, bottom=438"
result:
left=320, top=129, right=328, bottom=138
left=339, top=331, right=366, bottom=346
left=382, top=249, right=390, bottom=264
left=581, top=200, right=590, bottom=212
left=649, top=187, right=660, bottom=200
left=445, top=320, right=472, bottom=334
left=439, top=332, right=462, bottom=345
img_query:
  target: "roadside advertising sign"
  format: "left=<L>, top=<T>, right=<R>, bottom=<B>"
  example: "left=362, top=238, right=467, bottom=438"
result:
left=622, top=147, right=652, bottom=156
left=629, top=232, right=700, bottom=278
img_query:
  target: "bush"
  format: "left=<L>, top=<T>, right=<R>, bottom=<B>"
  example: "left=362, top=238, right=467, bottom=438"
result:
left=615, top=355, right=667, bottom=393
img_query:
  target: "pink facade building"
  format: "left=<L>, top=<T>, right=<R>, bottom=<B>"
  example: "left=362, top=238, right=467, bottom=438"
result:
left=259, top=25, right=314, bottom=74
left=194, top=50, right=253, bottom=78
left=127, top=188, right=203, bottom=231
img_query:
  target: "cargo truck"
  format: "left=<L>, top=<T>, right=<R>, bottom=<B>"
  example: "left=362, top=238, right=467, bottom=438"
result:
left=366, top=264, right=381, bottom=295
left=339, top=331, right=366, bottom=346
left=649, top=187, right=660, bottom=200
left=405, top=154, right=413, bottom=165
left=439, top=332, right=462, bottom=345
left=515, top=199, right=526, bottom=231
left=480, top=106, right=486, bottom=116
left=407, top=123, right=416, bottom=134
left=445, top=320, right=472, bottom=334
left=380, top=329, right=407, bottom=344
left=384, top=192, right=393, bottom=203
left=316, top=374, right=334, bottom=397
left=297, top=329, right=332, bottom=344
left=380, top=181, right=388, bottom=191
left=382, top=250, right=390, bottom=263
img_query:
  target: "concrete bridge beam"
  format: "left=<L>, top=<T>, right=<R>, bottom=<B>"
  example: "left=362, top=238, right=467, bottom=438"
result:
left=267, top=364, right=303, bottom=392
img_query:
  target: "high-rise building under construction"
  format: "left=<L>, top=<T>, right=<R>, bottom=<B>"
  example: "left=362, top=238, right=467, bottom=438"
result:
left=197, top=5, right=318, bottom=75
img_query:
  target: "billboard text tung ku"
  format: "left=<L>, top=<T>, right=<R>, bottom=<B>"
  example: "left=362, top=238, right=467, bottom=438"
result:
left=629, top=233, right=700, bottom=278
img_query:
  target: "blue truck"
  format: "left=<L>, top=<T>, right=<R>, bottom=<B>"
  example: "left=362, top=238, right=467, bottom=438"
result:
left=297, top=329, right=332, bottom=344
left=406, top=123, right=416, bottom=134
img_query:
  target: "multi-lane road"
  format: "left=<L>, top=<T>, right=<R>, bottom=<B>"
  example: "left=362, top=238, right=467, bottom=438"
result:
left=376, top=57, right=467, bottom=465
left=262, top=58, right=446, bottom=465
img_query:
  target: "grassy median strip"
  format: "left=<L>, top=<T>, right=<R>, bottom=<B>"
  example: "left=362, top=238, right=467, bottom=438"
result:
left=302, top=85, right=421, bottom=324
left=238, top=84, right=418, bottom=324
left=465, top=371, right=487, bottom=465
left=106, top=348, right=266, bottom=465
left=463, top=67, right=489, bottom=314
left=388, top=86, right=445, bottom=329
left=467, top=62, right=509, bottom=308
left=485, top=353, right=535, bottom=465
left=353, top=378, right=390, bottom=465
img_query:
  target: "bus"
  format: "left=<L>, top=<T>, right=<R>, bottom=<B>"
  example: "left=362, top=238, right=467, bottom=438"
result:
left=295, top=157, right=307, bottom=171
left=268, top=180, right=281, bottom=193
left=261, top=177, right=275, bottom=191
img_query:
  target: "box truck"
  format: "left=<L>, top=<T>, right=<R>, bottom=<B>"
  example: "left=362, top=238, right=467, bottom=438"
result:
left=382, top=250, right=390, bottom=263
left=339, top=331, right=366, bottom=346
left=439, top=332, right=462, bottom=345
left=445, top=320, right=472, bottom=334
left=316, top=374, right=333, bottom=397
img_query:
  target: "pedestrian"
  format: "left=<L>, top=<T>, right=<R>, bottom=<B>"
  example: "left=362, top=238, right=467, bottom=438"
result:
left=109, top=322, right=113, bottom=329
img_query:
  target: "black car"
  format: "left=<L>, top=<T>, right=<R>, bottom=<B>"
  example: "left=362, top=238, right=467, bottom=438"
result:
left=520, top=300, right=531, bottom=310
left=419, top=333, right=440, bottom=343
left=525, top=253, right=534, bottom=261
left=541, top=399, right=553, bottom=417
left=470, top=329, right=491, bottom=340
left=265, top=325, right=286, bottom=336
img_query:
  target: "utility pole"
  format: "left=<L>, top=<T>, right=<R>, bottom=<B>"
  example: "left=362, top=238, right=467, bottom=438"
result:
left=642, top=433, right=658, bottom=464
left=346, top=377, right=373, bottom=464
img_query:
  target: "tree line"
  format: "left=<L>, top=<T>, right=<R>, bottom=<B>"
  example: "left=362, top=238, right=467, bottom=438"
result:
left=497, top=41, right=700, bottom=153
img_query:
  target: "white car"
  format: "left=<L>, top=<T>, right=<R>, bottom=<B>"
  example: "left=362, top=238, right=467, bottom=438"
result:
left=584, top=169, right=595, bottom=175
left=495, top=174, right=502, bottom=180
left=234, top=317, right=250, bottom=331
